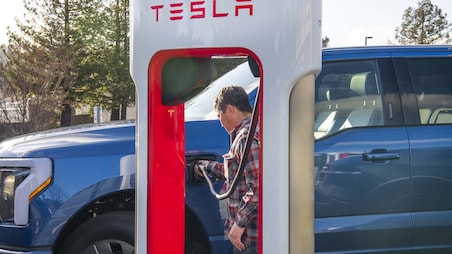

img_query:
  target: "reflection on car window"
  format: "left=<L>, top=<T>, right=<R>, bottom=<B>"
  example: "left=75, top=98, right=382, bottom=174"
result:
left=185, top=62, right=259, bottom=121
left=408, top=58, right=452, bottom=125
left=314, top=60, right=384, bottom=139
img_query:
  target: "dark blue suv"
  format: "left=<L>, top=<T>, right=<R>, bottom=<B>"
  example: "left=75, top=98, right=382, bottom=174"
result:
left=0, top=45, right=452, bottom=253
left=314, top=45, right=452, bottom=253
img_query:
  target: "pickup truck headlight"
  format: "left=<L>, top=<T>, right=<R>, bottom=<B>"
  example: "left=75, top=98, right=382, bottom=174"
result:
left=0, top=168, right=30, bottom=221
left=0, top=158, right=52, bottom=226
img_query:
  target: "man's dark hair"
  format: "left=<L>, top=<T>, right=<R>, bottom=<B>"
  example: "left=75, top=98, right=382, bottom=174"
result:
left=214, top=86, right=252, bottom=113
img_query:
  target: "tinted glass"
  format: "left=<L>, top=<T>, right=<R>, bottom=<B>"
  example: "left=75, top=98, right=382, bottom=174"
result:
left=314, top=60, right=384, bottom=139
left=408, top=58, right=452, bottom=124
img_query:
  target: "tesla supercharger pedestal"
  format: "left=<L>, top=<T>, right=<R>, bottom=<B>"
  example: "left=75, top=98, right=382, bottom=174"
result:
left=130, top=0, right=322, bottom=253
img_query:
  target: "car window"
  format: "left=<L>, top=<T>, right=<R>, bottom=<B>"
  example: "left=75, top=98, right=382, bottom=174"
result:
left=314, top=60, right=384, bottom=139
left=408, top=58, right=452, bottom=125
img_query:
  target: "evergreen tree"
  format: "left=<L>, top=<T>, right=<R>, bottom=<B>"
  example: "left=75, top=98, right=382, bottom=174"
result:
left=395, top=0, right=451, bottom=44
left=106, top=0, right=134, bottom=121
left=72, top=0, right=134, bottom=121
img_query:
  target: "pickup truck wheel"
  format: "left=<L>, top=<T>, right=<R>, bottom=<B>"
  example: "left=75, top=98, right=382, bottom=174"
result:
left=185, top=235, right=206, bottom=254
left=59, top=210, right=134, bottom=254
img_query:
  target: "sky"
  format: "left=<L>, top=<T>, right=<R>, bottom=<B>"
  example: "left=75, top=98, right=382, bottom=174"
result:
left=322, top=0, right=452, bottom=46
left=0, top=0, right=25, bottom=45
left=1, top=0, right=452, bottom=46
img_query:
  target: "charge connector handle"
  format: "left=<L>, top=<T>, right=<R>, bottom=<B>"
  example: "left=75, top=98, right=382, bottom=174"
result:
left=197, top=163, right=225, bottom=200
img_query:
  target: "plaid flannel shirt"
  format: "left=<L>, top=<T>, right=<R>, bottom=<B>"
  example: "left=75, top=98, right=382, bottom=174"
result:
left=207, top=117, right=260, bottom=248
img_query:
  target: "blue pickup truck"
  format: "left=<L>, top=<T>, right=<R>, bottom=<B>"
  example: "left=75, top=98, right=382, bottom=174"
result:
left=1, top=45, right=452, bottom=253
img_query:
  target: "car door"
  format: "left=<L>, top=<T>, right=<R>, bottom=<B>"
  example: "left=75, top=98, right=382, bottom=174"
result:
left=399, top=57, right=452, bottom=253
left=314, top=58, right=413, bottom=253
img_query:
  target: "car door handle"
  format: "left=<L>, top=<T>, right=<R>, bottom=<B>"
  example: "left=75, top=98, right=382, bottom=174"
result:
left=362, top=151, right=400, bottom=161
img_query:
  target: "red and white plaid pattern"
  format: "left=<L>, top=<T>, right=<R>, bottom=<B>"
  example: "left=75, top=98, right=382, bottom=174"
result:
left=207, top=117, right=260, bottom=248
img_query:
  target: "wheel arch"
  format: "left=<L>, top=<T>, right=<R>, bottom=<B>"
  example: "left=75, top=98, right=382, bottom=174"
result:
left=52, top=191, right=213, bottom=253
left=53, top=189, right=135, bottom=253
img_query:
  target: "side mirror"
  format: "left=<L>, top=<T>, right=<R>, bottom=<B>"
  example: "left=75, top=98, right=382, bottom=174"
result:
left=248, top=56, right=260, bottom=77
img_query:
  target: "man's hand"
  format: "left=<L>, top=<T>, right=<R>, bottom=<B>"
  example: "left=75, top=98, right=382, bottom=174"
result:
left=194, top=160, right=209, bottom=177
left=228, top=222, right=246, bottom=251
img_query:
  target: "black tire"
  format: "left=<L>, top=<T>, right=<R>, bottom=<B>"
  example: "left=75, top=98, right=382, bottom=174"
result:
left=185, top=209, right=209, bottom=254
left=185, top=235, right=206, bottom=254
left=58, top=210, right=134, bottom=254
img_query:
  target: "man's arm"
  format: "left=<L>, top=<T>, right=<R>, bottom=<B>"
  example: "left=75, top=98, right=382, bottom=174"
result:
left=207, top=160, right=225, bottom=178
left=194, top=160, right=225, bottom=179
